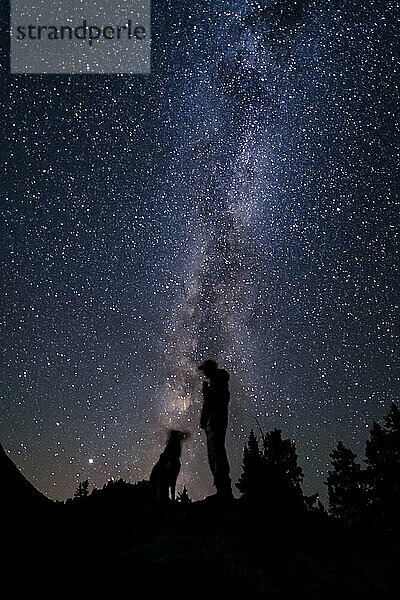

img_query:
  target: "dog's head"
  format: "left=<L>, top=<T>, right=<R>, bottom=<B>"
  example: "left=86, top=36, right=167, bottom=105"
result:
left=168, top=429, right=190, bottom=444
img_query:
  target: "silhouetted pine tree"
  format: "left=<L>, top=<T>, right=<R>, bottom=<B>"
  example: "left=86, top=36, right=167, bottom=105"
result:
left=262, top=428, right=305, bottom=509
left=177, top=486, right=192, bottom=504
left=326, top=441, right=366, bottom=523
left=365, top=403, right=400, bottom=523
left=74, top=479, right=89, bottom=500
left=236, top=429, right=266, bottom=500
left=237, top=428, right=306, bottom=509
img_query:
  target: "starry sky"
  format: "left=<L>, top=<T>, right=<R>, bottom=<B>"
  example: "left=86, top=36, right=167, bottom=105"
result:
left=1, top=0, right=399, bottom=502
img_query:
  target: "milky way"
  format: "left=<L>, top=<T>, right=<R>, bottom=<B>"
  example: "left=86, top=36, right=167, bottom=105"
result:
left=2, top=0, right=399, bottom=500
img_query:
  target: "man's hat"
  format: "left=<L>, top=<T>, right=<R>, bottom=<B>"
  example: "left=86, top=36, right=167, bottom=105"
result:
left=198, top=359, right=218, bottom=372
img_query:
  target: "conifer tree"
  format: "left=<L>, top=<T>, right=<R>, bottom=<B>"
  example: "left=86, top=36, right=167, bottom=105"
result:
left=237, top=428, right=306, bottom=509
left=365, top=402, right=400, bottom=519
left=177, top=486, right=192, bottom=504
left=236, top=429, right=265, bottom=500
left=262, top=428, right=304, bottom=509
left=326, top=441, right=366, bottom=523
left=74, top=479, right=89, bottom=500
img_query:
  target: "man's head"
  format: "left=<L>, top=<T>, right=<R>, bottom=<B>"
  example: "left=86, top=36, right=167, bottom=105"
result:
left=198, top=359, right=218, bottom=378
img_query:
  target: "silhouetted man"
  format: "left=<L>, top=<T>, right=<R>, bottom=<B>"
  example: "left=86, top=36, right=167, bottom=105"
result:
left=198, top=359, right=233, bottom=500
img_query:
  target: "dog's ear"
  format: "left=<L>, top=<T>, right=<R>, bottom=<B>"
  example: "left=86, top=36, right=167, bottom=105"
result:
left=166, top=429, right=175, bottom=442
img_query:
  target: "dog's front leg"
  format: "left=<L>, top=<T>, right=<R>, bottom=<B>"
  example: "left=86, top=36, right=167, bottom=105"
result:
left=171, top=481, right=176, bottom=502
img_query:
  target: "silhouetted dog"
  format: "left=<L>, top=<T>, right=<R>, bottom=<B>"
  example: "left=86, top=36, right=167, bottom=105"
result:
left=150, top=430, right=188, bottom=504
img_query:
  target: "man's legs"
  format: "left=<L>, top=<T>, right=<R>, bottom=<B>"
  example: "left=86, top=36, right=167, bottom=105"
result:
left=206, top=426, right=233, bottom=498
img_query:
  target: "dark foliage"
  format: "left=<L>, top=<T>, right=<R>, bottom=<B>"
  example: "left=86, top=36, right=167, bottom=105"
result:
left=326, top=442, right=366, bottom=523
left=263, top=428, right=305, bottom=509
left=73, top=479, right=89, bottom=501
left=365, top=402, right=400, bottom=525
left=2, top=404, right=400, bottom=599
left=176, top=485, right=192, bottom=504
left=65, top=477, right=153, bottom=509
left=237, top=427, right=309, bottom=510
left=5, top=497, right=400, bottom=600
left=324, top=403, right=400, bottom=530
left=236, top=429, right=266, bottom=500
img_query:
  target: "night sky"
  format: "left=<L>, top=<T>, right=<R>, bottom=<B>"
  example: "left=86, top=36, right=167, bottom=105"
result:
left=2, top=0, right=399, bottom=502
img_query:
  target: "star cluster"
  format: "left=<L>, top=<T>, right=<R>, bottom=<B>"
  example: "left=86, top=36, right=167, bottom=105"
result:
left=1, top=0, right=399, bottom=501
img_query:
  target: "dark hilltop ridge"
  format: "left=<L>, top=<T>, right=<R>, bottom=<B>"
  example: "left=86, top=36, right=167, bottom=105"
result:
left=0, top=441, right=52, bottom=511
left=3, top=409, right=400, bottom=600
